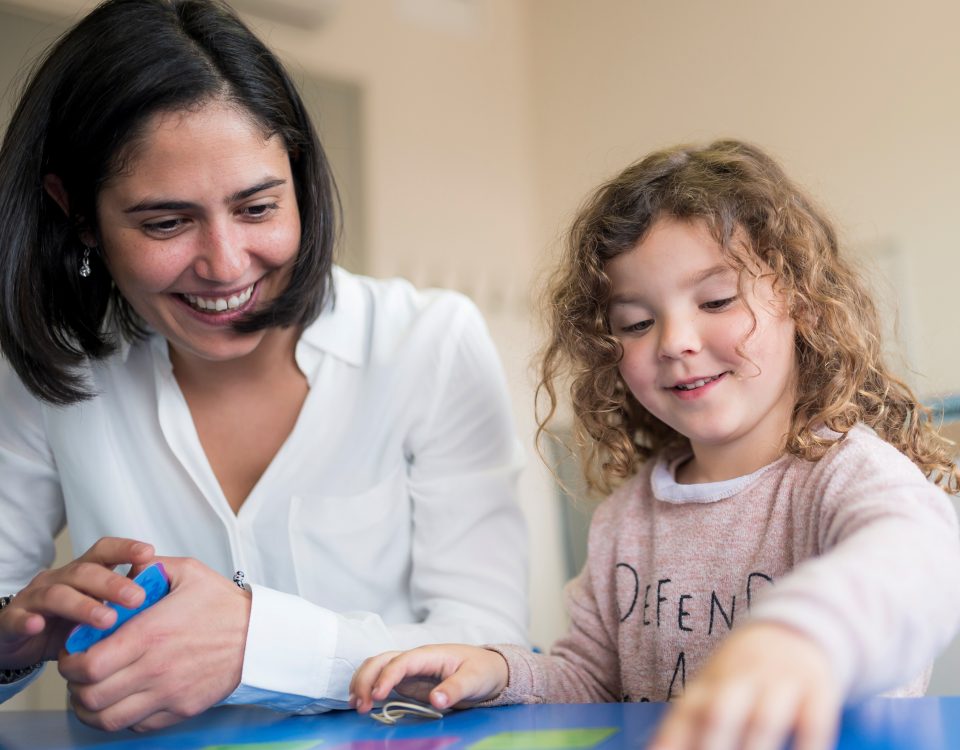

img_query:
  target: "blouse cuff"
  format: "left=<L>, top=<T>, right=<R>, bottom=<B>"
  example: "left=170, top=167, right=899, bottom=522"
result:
left=220, top=584, right=339, bottom=711
left=0, top=662, right=44, bottom=704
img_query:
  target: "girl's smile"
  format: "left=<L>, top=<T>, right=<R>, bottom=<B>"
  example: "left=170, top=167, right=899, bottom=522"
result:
left=669, top=370, right=730, bottom=399
left=606, top=216, right=798, bottom=482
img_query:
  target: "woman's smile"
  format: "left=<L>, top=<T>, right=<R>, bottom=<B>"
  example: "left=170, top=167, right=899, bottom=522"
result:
left=94, top=100, right=302, bottom=365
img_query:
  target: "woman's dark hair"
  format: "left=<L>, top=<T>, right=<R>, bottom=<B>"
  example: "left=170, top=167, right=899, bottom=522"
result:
left=0, top=0, right=339, bottom=404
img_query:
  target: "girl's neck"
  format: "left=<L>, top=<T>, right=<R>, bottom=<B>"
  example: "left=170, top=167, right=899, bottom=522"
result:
left=676, top=439, right=786, bottom=484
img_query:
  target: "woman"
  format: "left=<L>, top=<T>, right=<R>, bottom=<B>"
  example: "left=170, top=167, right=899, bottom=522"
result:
left=0, top=0, right=528, bottom=731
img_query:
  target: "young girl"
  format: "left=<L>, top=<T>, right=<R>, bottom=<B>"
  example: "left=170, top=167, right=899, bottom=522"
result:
left=350, top=140, right=960, bottom=750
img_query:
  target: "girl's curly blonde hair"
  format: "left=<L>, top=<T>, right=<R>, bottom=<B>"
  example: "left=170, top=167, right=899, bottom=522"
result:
left=537, top=139, right=959, bottom=495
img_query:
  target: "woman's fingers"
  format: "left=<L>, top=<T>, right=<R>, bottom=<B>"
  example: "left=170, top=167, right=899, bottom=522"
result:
left=77, top=538, right=154, bottom=567
left=15, top=563, right=142, bottom=624
left=65, top=556, right=250, bottom=733
left=0, top=537, right=156, bottom=669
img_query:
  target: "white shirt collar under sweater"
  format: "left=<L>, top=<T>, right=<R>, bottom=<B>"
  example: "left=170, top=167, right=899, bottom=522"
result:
left=651, top=451, right=790, bottom=504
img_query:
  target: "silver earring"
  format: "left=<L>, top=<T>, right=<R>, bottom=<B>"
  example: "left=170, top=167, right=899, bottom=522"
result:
left=79, top=246, right=92, bottom=278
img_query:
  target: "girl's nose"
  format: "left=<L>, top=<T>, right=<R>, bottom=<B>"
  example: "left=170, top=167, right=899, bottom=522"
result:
left=194, top=224, right=250, bottom=283
left=657, top=316, right=702, bottom=359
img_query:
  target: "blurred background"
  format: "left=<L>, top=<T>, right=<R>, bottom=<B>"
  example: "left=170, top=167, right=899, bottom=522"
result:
left=1, top=0, right=958, bottom=710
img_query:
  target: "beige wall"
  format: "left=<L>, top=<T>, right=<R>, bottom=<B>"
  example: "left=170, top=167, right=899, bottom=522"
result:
left=3, top=0, right=959, bottom=708
left=525, top=0, right=960, bottom=396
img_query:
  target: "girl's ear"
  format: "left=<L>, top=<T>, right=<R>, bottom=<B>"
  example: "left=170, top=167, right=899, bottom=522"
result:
left=43, top=173, right=97, bottom=248
left=791, top=297, right=819, bottom=332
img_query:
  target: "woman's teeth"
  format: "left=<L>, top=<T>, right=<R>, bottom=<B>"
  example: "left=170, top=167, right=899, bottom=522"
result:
left=675, top=374, right=722, bottom=391
left=183, top=285, right=253, bottom=313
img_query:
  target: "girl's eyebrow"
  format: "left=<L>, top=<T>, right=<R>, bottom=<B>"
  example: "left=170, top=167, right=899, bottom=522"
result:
left=609, top=264, right=735, bottom=307
left=122, top=178, right=287, bottom=214
left=686, top=264, right=736, bottom=286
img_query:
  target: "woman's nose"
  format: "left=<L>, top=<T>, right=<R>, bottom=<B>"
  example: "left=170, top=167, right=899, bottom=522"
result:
left=193, top=224, right=249, bottom=283
left=657, top=316, right=702, bottom=359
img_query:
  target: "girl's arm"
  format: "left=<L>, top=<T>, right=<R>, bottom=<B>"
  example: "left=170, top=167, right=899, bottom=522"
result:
left=351, top=495, right=629, bottom=709
left=651, top=428, right=960, bottom=750
left=747, top=429, right=960, bottom=699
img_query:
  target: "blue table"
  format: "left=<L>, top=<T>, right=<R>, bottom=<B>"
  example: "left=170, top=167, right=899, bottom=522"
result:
left=0, top=699, right=956, bottom=750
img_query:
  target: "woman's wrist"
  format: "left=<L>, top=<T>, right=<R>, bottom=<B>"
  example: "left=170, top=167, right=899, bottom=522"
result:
left=0, top=595, right=43, bottom=682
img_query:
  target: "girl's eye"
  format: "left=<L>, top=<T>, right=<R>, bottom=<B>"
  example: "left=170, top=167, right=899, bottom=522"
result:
left=622, top=319, right=653, bottom=334
left=240, top=202, right=278, bottom=220
left=142, top=218, right=187, bottom=236
left=701, top=296, right=737, bottom=311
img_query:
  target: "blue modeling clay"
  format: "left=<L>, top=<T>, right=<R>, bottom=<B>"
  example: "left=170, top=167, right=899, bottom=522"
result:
left=64, top=562, right=170, bottom=654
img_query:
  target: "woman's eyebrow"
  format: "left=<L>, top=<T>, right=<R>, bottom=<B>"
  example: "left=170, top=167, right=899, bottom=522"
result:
left=230, top=178, right=286, bottom=202
left=123, top=198, right=196, bottom=214
left=123, top=178, right=287, bottom=214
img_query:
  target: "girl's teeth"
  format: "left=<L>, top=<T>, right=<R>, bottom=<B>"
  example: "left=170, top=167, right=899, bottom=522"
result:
left=676, top=375, right=720, bottom=391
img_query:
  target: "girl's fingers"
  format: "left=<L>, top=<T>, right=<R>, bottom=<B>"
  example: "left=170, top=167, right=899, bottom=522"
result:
left=429, top=665, right=487, bottom=709
left=650, top=681, right=756, bottom=750
left=432, top=648, right=509, bottom=708
left=370, top=650, right=440, bottom=701
left=740, top=684, right=803, bottom=750
left=792, top=686, right=840, bottom=750
left=350, top=651, right=403, bottom=712
left=352, top=646, right=509, bottom=715
left=647, top=698, right=696, bottom=750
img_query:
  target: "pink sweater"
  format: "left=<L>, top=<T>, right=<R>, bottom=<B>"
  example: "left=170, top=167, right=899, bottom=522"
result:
left=492, top=425, right=960, bottom=704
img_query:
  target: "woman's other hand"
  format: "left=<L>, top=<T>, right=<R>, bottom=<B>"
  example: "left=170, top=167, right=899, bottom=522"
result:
left=350, top=644, right=509, bottom=713
left=648, top=623, right=841, bottom=750
left=0, top=537, right=154, bottom=669
left=59, top=556, right=251, bottom=732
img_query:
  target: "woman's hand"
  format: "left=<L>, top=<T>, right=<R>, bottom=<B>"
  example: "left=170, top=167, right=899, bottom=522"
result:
left=59, top=556, right=251, bottom=732
left=0, top=538, right=154, bottom=670
left=350, top=644, right=509, bottom=713
left=648, top=623, right=841, bottom=750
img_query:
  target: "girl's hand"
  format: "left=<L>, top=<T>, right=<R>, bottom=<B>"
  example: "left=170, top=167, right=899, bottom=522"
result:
left=649, top=623, right=841, bottom=750
left=0, top=538, right=154, bottom=670
left=58, top=556, right=251, bottom=732
left=350, top=644, right=509, bottom=713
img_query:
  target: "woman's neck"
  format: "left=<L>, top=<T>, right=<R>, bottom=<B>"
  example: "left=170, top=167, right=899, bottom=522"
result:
left=168, top=325, right=302, bottom=394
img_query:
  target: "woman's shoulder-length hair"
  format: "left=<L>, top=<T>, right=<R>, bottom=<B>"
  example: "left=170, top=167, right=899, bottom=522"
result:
left=0, top=0, right=339, bottom=404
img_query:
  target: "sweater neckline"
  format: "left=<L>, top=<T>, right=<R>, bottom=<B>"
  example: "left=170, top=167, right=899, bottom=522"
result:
left=651, top=451, right=790, bottom=505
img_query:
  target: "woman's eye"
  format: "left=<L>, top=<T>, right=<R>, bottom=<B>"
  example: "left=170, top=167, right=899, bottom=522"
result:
left=142, top=218, right=186, bottom=235
left=701, top=296, right=737, bottom=311
left=241, top=202, right=278, bottom=220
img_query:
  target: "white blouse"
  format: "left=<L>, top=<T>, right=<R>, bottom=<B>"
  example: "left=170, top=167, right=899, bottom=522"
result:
left=0, top=268, right=529, bottom=710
